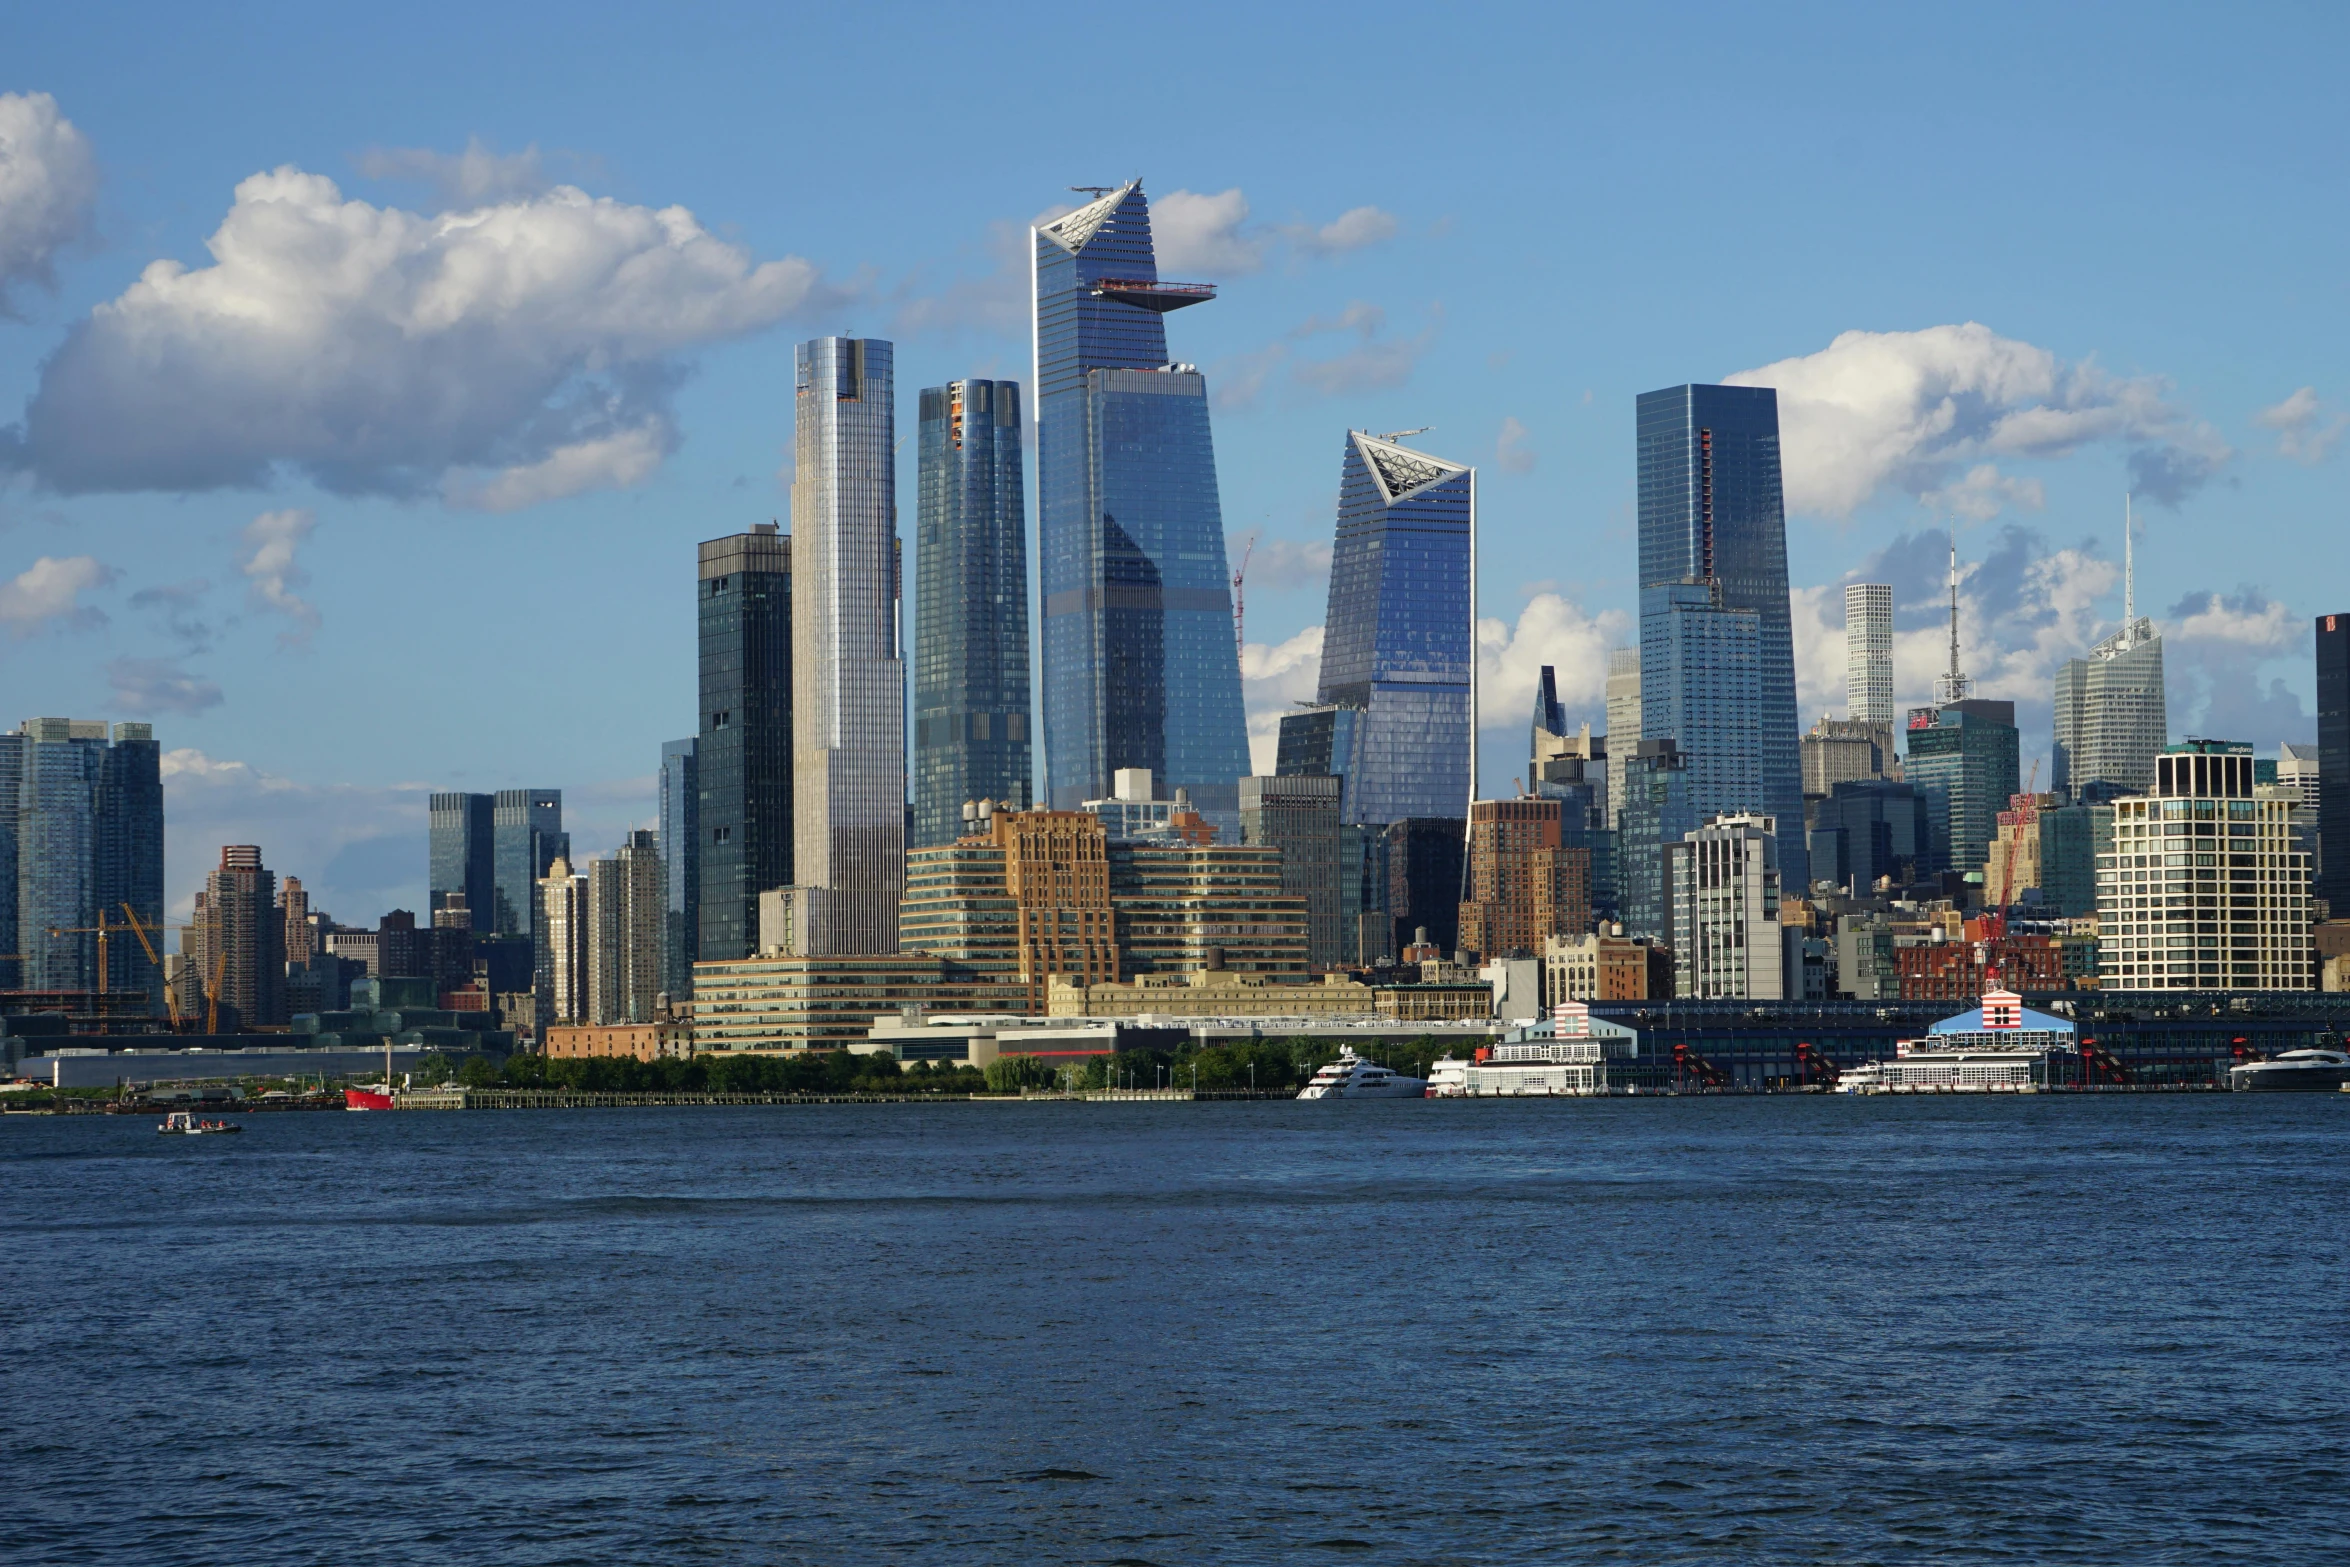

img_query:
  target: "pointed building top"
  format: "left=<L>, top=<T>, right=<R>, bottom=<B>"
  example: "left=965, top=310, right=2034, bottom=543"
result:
left=1350, top=430, right=1468, bottom=504
left=1038, top=179, right=1142, bottom=254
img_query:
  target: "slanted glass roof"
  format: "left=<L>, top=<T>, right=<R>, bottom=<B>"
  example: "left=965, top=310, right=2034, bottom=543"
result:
left=1351, top=432, right=1466, bottom=503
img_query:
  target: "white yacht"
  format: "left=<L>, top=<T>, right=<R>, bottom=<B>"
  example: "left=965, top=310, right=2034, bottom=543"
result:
left=1425, top=1057, right=1470, bottom=1098
left=2228, top=1049, right=2350, bottom=1093
left=1296, top=1046, right=1427, bottom=1100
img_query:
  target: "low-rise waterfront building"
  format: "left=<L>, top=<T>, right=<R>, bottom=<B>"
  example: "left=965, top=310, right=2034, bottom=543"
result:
left=1049, top=969, right=1374, bottom=1020
left=545, top=1020, right=693, bottom=1061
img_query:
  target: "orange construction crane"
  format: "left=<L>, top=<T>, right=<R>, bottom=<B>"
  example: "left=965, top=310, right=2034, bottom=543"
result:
left=1982, top=759, right=2041, bottom=987
left=44, top=909, right=148, bottom=996
left=1229, top=530, right=1257, bottom=665
left=116, top=904, right=191, bottom=1030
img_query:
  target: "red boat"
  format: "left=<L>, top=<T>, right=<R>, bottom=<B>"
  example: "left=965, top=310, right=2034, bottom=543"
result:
left=344, top=1087, right=394, bottom=1111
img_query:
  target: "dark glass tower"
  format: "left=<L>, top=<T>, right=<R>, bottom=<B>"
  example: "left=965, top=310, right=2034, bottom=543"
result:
left=491, top=789, right=565, bottom=937
left=428, top=791, right=495, bottom=931
left=697, top=525, right=792, bottom=962
left=914, top=377, right=1031, bottom=848
left=2317, top=611, right=2349, bottom=913
left=1034, top=179, right=1249, bottom=832
left=1280, top=431, right=1474, bottom=828
left=0, top=720, right=162, bottom=1005
left=1636, top=383, right=1807, bottom=893
left=659, top=738, right=698, bottom=998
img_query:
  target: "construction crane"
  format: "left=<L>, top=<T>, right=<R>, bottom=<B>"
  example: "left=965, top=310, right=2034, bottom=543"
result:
left=44, top=909, right=153, bottom=997
left=1230, top=530, right=1257, bottom=665
left=1981, top=758, right=2041, bottom=988
left=116, top=904, right=193, bottom=1031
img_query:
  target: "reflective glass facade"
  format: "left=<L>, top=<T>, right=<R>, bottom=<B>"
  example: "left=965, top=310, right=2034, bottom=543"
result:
left=0, top=720, right=163, bottom=1005
left=1637, top=384, right=1806, bottom=892
left=2052, top=624, right=2165, bottom=800
left=1903, top=699, right=2020, bottom=876
left=914, top=378, right=1031, bottom=847
left=428, top=791, right=494, bottom=931
left=1035, top=181, right=1248, bottom=834
left=491, top=789, right=565, bottom=938
left=698, top=527, right=793, bottom=962
left=2319, top=611, right=2350, bottom=913
left=1618, top=740, right=1696, bottom=943
left=1310, top=432, right=1474, bottom=828
left=659, top=738, right=698, bottom=998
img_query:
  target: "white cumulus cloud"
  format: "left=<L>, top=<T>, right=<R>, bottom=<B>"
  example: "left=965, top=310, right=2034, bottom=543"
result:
left=1151, top=187, right=1401, bottom=277
left=3, top=166, right=837, bottom=501
left=1477, top=593, right=1632, bottom=731
left=1234, top=534, right=1333, bottom=592
left=2254, top=386, right=2348, bottom=465
left=1495, top=416, right=1535, bottom=475
left=0, top=553, right=111, bottom=635
left=107, top=656, right=223, bottom=715
left=0, top=91, right=98, bottom=316
left=1241, top=625, right=1325, bottom=775
left=239, top=508, right=319, bottom=645
left=354, top=135, right=551, bottom=206
left=1725, top=323, right=2231, bottom=517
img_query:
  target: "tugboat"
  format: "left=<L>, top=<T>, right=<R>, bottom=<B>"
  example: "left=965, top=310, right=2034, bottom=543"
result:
left=1296, top=1045, right=1428, bottom=1100
left=158, top=1111, right=241, bottom=1135
left=2228, top=1048, right=2350, bottom=1093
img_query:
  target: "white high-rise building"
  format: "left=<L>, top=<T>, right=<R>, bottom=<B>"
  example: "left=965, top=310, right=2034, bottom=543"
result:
left=1844, top=582, right=1894, bottom=728
left=2096, top=741, right=2312, bottom=991
left=2053, top=501, right=2166, bottom=800
left=538, top=856, right=591, bottom=1025
left=1604, top=647, right=1641, bottom=830
left=791, top=336, right=906, bottom=955
left=1666, top=812, right=1787, bottom=1001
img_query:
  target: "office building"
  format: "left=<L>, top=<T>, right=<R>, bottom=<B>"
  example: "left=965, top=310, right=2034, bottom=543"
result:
left=1904, top=699, right=2020, bottom=877
left=899, top=803, right=1117, bottom=1013
left=1241, top=774, right=1344, bottom=970
left=589, top=830, right=664, bottom=1025
left=1277, top=430, right=1474, bottom=827
left=1617, top=739, right=1696, bottom=942
left=427, top=791, right=495, bottom=932
left=1845, top=581, right=1894, bottom=739
left=2318, top=611, right=2350, bottom=914
left=1665, top=813, right=1785, bottom=1001
left=1529, top=695, right=1616, bottom=926
left=1385, top=817, right=1467, bottom=960
left=1108, top=836, right=1309, bottom=980
left=491, top=789, right=566, bottom=938
left=1544, top=928, right=1673, bottom=1002
left=1807, top=778, right=1925, bottom=895
left=279, top=876, right=315, bottom=963
left=2053, top=505, right=2167, bottom=801
left=1457, top=798, right=1589, bottom=961
left=0, top=718, right=164, bottom=1005
left=2097, top=739, right=2314, bottom=990
left=913, top=377, right=1032, bottom=849
left=199, top=845, right=285, bottom=1029
left=1082, top=768, right=1218, bottom=846
left=1984, top=792, right=2063, bottom=907
left=1801, top=716, right=1887, bottom=797
left=2037, top=800, right=2114, bottom=919
left=538, top=855, right=591, bottom=1026
left=698, top=524, right=794, bottom=962
left=1637, top=383, right=1806, bottom=892
left=658, top=738, right=698, bottom=1001
left=1604, top=648, right=1641, bottom=830
left=1033, top=179, right=1249, bottom=831
left=792, top=336, right=905, bottom=955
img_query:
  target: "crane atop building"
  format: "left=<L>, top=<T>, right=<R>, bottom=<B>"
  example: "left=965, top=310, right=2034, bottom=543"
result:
left=1230, top=530, right=1257, bottom=665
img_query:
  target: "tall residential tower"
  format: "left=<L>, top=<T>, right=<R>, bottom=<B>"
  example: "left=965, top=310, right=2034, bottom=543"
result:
left=791, top=336, right=905, bottom=954
left=697, top=525, right=793, bottom=962
left=1034, top=180, right=1249, bottom=832
left=914, top=377, right=1032, bottom=846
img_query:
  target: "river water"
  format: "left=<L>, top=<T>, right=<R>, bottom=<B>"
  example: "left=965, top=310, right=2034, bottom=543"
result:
left=3, top=1096, right=2344, bottom=1564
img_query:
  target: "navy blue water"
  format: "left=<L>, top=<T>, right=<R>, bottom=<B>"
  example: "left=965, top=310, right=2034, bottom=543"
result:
left=4, top=1099, right=2345, bottom=1564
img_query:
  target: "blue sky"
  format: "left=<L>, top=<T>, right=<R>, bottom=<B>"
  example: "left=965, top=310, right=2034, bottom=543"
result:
left=4, top=2, right=2346, bottom=920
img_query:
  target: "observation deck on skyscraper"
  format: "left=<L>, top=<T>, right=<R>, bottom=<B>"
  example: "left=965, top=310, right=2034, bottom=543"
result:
left=1086, top=277, right=1216, bottom=312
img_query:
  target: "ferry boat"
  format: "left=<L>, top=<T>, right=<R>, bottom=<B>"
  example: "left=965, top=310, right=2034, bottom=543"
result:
left=1838, top=989, right=2073, bottom=1094
left=2228, top=1048, right=2350, bottom=1093
left=1296, top=1046, right=1427, bottom=1100
left=158, top=1111, right=241, bottom=1135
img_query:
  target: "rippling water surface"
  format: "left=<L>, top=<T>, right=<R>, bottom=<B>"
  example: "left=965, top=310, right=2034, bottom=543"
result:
left=4, top=1097, right=2345, bottom=1564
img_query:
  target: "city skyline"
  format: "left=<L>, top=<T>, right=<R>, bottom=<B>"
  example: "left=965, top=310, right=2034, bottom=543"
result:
left=4, top=11, right=2347, bottom=921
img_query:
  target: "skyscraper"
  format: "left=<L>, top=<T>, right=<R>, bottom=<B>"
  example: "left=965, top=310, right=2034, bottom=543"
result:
left=792, top=336, right=905, bottom=955
left=539, top=855, right=590, bottom=1026
left=2053, top=505, right=2164, bottom=800
left=1604, top=647, right=1641, bottom=830
left=913, top=377, right=1031, bottom=847
left=589, top=830, right=664, bottom=1024
left=1844, top=582, right=1894, bottom=730
left=1904, top=700, right=2020, bottom=877
left=2321, top=611, right=2350, bottom=914
left=1240, top=773, right=1344, bottom=970
left=1666, top=813, right=1786, bottom=1001
left=1034, top=179, right=1249, bottom=831
left=698, top=525, right=793, bottom=963
left=200, top=845, right=285, bottom=1029
left=1617, top=739, right=1696, bottom=943
left=1457, top=798, right=1589, bottom=961
left=0, top=718, right=163, bottom=1005
left=1636, top=383, right=1807, bottom=893
left=658, top=738, right=699, bottom=1000
left=1280, top=431, right=1475, bottom=828
left=491, top=789, right=566, bottom=938
left=428, top=791, right=495, bottom=932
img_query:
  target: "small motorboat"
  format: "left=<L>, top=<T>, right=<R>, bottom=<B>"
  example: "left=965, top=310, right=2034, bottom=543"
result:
left=158, top=1111, right=241, bottom=1135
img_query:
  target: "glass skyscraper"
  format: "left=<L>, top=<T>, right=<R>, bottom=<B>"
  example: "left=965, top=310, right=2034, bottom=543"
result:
left=1637, top=383, right=1807, bottom=893
left=0, top=718, right=163, bottom=1006
left=913, top=377, right=1031, bottom=848
left=490, top=789, right=565, bottom=938
left=658, top=737, right=698, bottom=999
left=428, top=791, right=495, bottom=931
left=1034, top=180, right=1249, bottom=832
left=2319, top=610, right=2349, bottom=914
left=697, top=524, right=792, bottom=962
left=1279, top=431, right=1473, bottom=828
left=2052, top=621, right=2166, bottom=801
left=792, top=336, right=904, bottom=954
left=1904, top=699, right=2020, bottom=877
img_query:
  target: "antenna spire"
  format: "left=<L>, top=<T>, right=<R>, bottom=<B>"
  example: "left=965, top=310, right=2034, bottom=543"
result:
left=2123, top=491, right=2135, bottom=630
left=1937, top=520, right=1970, bottom=705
